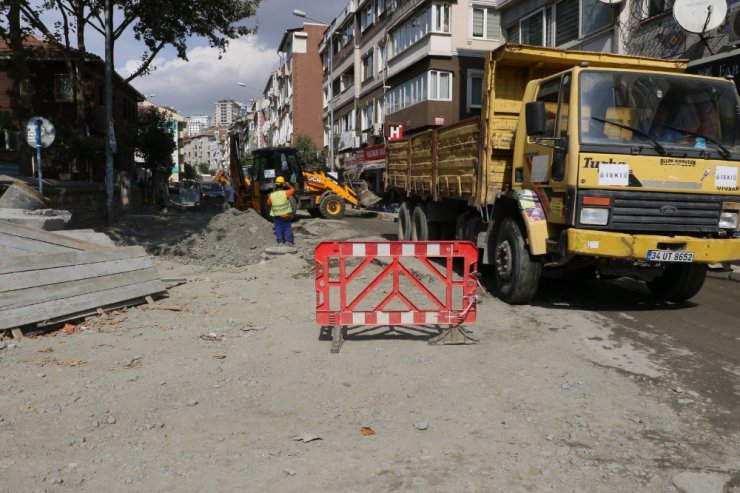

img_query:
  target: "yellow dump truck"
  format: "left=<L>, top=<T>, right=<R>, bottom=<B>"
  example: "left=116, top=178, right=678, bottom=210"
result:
left=387, top=44, right=740, bottom=304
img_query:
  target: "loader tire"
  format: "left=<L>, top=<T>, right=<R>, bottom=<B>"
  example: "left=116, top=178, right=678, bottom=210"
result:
left=397, top=201, right=412, bottom=240
left=319, top=194, right=345, bottom=219
left=647, top=264, right=706, bottom=302
left=492, top=217, right=541, bottom=304
left=411, top=203, right=439, bottom=241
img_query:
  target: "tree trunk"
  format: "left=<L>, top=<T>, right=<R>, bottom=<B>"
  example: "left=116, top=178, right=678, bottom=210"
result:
left=6, top=0, right=33, bottom=175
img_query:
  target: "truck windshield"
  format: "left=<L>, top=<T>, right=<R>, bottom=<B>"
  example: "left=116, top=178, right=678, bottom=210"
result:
left=580, top=71, right=740, bottom=156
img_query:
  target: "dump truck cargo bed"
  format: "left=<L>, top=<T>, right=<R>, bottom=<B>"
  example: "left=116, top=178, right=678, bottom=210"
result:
left=385, top=44, right=688, bottom=206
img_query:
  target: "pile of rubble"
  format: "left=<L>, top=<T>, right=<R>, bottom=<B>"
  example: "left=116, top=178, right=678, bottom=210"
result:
left=163, top=208, right=278, bottom=267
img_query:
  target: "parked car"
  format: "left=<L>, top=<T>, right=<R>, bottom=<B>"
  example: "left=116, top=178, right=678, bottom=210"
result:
left=169, top=179, right=201, bottom=209
left=199, top=181, right=224, bottom=205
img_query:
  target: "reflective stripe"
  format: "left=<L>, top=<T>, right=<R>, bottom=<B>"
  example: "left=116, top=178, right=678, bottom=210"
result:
left=352, top=244, right=365, bottom=257
left=269, top=190, right=292, bottom=217
left=427, top=243, right=440, bottom=256
left=378, top=243, right=391, bottom=256
left=401, top=244, right=415, bottom=256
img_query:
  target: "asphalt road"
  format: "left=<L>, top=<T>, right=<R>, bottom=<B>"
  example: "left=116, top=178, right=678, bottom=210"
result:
left=350, top=212, right=740, bottom=432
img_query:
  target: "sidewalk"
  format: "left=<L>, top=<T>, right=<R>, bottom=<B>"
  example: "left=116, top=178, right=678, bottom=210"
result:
left=706, top=262, right=740, bottom=282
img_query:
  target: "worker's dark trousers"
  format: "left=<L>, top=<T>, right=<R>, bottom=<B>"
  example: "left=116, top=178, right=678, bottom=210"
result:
left=273, top=217, right=294, bottom=244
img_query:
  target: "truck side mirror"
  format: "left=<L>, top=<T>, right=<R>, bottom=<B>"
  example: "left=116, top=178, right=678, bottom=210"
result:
left=525, top=101, right=546, bottom=137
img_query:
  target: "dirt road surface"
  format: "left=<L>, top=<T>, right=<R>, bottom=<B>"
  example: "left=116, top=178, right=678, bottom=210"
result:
left=1, top=208, right=739, bottom=492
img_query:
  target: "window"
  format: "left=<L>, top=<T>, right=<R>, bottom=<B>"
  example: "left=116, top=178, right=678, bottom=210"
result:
left=467, top=69, right=484, bottom=110
left=512, top=0, right=612, bottom=48
left=362, top=104, right=374, bottom=130
left=645, top=0, right=674, bottom=17
left=506, top=24, right=520, bottom=43
left=376, top=0, right=386, bottom=18
left=536, top=77, right=561, bottom=137
left=390, top=7, right=431, bottom=57
left=341, top=69, right=354, bottom=91
left=472, top=6, right=500, bottom=40
left=430, top=70, right=452, bottom=100
left=362, top=51, right=374, bottom=80
left=581, top=0, right=612, bottom=36
left=54, top=74, right=73, bottom=102
left=339, top=22, right=354, bottom=48
left=433, top=3, right=450, bottom=32
left=520, top=11, right=543, bottom=46
left=361, top=2, right=374, bottom=31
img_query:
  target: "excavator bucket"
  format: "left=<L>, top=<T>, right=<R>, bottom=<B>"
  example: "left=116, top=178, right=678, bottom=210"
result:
left=352, top=181, right=382, bottom=207
left=359, top=189, right=382, bottom=207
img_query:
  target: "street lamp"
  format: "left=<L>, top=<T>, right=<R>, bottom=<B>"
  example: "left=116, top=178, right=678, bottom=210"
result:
left=293, top=9, right=335, bottom=172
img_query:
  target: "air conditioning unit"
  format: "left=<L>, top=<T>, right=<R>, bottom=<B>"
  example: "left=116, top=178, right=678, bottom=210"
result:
left=731, top=3, right=740, bottom=44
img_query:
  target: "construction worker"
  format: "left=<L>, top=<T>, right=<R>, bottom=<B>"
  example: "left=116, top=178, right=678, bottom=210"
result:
left=267, top=176, right=295, bottom=245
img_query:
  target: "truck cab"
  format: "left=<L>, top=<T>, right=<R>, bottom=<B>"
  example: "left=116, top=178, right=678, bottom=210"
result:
left=503, top=65, right=740, bottom=301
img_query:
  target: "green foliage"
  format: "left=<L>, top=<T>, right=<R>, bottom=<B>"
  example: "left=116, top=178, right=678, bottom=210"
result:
left=183, top=163, right=197, bottom=179
left=12, top=0, right=263, bottom=82
left=294, top=134, right=321, bottom=170
left=135, top=107, right=176, bottom=173
left=197, top=162, right=210, bottom=175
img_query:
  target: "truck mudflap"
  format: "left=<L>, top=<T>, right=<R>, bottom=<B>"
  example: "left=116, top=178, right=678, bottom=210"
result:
left=567, top=229, right=740, bottom=264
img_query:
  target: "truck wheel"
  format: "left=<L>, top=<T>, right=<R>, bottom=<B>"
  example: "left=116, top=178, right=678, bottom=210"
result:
left=398, top=201, right=412, bottom=240
left=647, top=264, right=706, bottom=302
left=319, top=194, right=345, bottom=219
left=411, top=204, right=439, bottom=241
left=493, top=217, right=542, bottom=304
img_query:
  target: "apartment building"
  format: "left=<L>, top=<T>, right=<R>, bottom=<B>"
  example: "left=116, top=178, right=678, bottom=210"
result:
left=499, top=0, right=739, bottom=79
left=186, top=114, right=210, bottom=137
left=213, top=99, right=242, bottom=127
left=182, top=133, right=212, bottom=170
left=319, top=0, right=505, bottom=170
left=276, top=23, right=328, bottom=147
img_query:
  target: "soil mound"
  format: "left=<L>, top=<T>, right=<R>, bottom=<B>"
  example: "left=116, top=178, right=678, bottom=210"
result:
left=167, top=208, right=276, bottom=267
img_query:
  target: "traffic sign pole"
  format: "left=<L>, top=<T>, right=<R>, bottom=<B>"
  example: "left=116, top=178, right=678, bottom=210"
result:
left=35, top=118, right=43, bottom=194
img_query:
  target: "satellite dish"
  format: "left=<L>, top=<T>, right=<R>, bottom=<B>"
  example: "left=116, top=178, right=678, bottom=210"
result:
left=25, top=116, right=56, bottom=149
left=673, top=0, right=727, bottom=34
left=598, top=0, right=623, bottom=5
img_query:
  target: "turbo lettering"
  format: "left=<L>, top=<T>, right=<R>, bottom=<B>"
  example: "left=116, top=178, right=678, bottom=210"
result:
left=584, top=157, right=628, bottom=168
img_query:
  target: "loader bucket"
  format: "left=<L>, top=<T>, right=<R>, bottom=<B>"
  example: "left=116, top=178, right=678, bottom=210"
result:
left=359, top=189, right=382, bottom=207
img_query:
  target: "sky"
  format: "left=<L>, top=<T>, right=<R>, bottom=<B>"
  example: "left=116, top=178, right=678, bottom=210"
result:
left=88, top=0, right=347, bottom=117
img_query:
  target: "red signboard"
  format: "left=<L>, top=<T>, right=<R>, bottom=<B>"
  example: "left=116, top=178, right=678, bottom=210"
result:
left=362, top=144, right=385, bottom=162
left=434, top=117, right=445, bottom=126
left=387, top=124, right=404, bottom=141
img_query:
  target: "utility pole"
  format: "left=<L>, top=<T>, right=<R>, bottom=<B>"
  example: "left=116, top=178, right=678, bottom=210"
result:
left=104, top=0, right=115, bottom=221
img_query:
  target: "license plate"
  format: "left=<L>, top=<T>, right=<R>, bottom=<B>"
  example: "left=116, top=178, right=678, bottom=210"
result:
left=646, top=250, right=694, bottom=262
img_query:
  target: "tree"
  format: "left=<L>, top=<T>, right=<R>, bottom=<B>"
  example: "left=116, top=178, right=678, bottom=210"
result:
left=197, top=162, right=210, bottom=175
left=135, top=106, right=176, bottom=175
left=294, top=134, right=321, bottom=170
left=1, top=0, right=261, bottom=149
left=182, top=163, right=197, bottom=179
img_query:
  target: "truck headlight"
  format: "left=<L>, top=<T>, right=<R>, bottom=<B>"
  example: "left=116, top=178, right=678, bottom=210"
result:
left=719, top=211, right=738, bottom=229
left=580, top=207, right=609, bottom=226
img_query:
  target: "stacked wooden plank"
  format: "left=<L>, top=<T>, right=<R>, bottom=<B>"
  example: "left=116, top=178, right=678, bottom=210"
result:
left=0, top=220, right=166, bottom=331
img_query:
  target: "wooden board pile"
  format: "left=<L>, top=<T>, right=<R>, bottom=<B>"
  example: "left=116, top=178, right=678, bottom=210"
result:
left=0, top=220, right=166, bottom=333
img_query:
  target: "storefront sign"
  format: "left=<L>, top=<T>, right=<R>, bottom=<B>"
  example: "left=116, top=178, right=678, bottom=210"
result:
left=388, top=124, right=404, bottom=141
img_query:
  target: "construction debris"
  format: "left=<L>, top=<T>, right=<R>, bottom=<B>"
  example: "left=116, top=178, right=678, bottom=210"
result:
left=0, top=219, right=166, bottom=333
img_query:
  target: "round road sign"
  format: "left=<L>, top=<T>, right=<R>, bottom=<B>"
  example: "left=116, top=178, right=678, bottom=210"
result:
left=25, top=117, right=56, bottom=149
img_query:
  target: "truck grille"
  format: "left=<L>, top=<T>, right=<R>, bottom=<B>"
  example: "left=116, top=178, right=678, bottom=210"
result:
left=581, top=191, right=723, bottom=234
